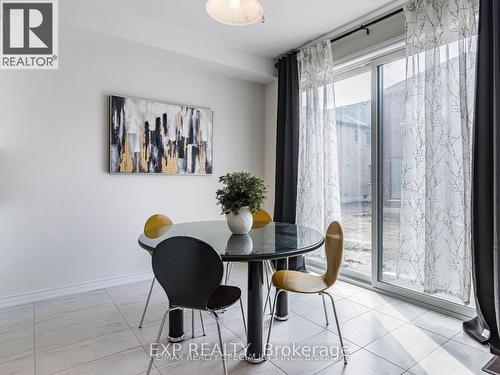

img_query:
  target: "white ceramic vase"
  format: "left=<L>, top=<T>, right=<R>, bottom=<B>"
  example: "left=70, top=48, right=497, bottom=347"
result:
left=226, top=234, right=253, bottom=255
left=227, top=206, right=253, bottom=234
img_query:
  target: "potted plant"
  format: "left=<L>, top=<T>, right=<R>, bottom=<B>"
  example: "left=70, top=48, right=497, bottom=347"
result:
left=216, top=171, right=267, bottom=234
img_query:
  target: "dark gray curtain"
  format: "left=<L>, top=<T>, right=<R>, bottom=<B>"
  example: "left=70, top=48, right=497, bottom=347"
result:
left=463, top=0, right=500, bottom=354
left=274, top=53, right=304, bottom=270
left=274, top=53, right=299, bottom=224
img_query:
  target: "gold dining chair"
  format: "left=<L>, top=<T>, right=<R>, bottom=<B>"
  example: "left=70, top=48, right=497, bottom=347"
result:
left=140, top=214, right=206, bottom=338
left=265, top=221, right=348, bottom=364
left=251, top=209, right=273, bottom=229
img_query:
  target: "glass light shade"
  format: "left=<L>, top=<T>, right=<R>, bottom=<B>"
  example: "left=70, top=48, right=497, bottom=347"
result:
left=206, top=0, right=264, bottom=26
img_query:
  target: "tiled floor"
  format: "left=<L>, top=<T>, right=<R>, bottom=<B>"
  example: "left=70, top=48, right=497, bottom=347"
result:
left=0, top=264, right=491, bottom=375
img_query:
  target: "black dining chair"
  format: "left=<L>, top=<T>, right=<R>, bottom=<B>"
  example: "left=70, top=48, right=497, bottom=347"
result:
left=145, top=236, right=247, bottom=375
left=140, top=214, right=205, bottom=339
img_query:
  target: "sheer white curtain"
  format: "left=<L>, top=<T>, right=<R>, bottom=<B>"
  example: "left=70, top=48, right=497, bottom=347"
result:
left=296, top=40, right=341, bottom=235
left=398, top=0, right=477, bottom=302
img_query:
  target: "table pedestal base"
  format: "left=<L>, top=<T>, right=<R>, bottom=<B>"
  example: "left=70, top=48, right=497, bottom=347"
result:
left=168, top=306, right=184, bottom=343
left=167, top=334, right=184, bottom=343
left=274, top=314, right=288, bottom=321
left=245, top=355, right=266, bottom=364
left=246, top=261, right=264, bottom=362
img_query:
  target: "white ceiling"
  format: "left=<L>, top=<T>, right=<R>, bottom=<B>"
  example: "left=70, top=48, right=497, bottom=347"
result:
left=62, top=0, right=402, bottom=82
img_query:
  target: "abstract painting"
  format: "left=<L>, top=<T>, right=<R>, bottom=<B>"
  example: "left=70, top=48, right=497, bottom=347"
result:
left=109, top=95, right=213, bottom=174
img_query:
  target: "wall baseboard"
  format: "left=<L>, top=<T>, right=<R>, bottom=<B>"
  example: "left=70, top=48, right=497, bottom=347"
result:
left=0, top=271, right=154, bottom=309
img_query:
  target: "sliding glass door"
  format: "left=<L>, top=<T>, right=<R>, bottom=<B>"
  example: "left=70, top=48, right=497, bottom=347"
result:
left=377, top=56, right=407, bottom=288
left=335, top=70, right=372, bottom=281
left=372, top=51, right=473, bottom=315
left=307, top=68, right=373, bottom=281
left=307, top=48, right=474, bottom=315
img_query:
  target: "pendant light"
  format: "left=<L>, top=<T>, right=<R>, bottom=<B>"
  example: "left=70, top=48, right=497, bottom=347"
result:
left=206, top=0, right=264, bottom=26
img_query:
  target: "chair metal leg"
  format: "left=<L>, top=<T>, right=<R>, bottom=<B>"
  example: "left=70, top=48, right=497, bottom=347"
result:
left=324, top=291, right=347, bottom=364
left=224, top=262, right=233, bottom=285
left=192, top=309, right=195, bottom=338
left=263, top=281, right=271, bottom=315
left=263, top=265, right=269, bottom=314
left=262, top=261, right=273, bottom=315
left=265, top=289, right=283, bottom=354
left=265, top=262, right=273, bottom=314
left=210, top=311, right=228, bottom=375
left=139, top=278, right=155, bottom=328
left=266, top=261, right=274, bottom=313
left=267, top=262, right=273, bottom=314
left=321, top=293, right=329, bottom=326
left=146, top=307, right=177, bottom=375
left=199, top=310, right=206, bottom=336
left=239, top=297, right=247, bottom=336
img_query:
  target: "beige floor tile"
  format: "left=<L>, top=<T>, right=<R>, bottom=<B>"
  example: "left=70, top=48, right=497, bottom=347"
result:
left=409, top=340, right=491, bottom=375
left=0, top=335, right=34, bottom=365
left=36, top=312, right=129, bottom=352
left=0, top=265, right=483, bottom=375
left=364, top=324, right=448, bottom=370
left=316, top=349, right=406, bottom=375
left=264, top=313, right=326, bottom=344
left=35, top=290, right=112, bottom=320
left=118, top=301, right=170, bottom=328
left=452, top=330, right=490, bottom=353
left=289, top=293, right=327, bottom=315
left=35, top=302, right=121, bottom=334
left=54, top=346, right=151, bottom=375
left=0, top=355, right=34, bottom=375
left=328, top=281, right=366, bottom=299
left=347, top=289, right=397, bottom=309
left=374, top=300, right=428, bottom=322
left=411, top=311, right=464, bottom=339
left=35, top=329, right=140, bottom=375
left=270, top=329, right=360, bottom=375
left=301, top=299, right=370, bottom=329
left=338, top=310, right=406, bottom=346
left=0, top=320, right=34, bottom=344
left=0, top=304, right=34, bottom=343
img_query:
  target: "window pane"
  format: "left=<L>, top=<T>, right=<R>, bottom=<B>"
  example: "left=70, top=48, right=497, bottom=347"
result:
left=379, top=58, right=406, bottom=288
left=336, top=71, right=372, bottom=277
left=305, top=71, right=372, bottom=278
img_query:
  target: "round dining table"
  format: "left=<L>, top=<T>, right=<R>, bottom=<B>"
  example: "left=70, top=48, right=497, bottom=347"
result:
left=138, top=220, right=324, bottom=363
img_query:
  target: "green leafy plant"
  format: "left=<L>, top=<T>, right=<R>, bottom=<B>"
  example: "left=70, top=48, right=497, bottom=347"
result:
left=216, top=172, right=267, bottom=215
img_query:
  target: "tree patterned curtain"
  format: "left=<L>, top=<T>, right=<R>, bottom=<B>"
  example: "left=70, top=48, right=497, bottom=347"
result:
left=296, top=40, right=342, bottom=235
left=398, top=0, right=478, bottom=303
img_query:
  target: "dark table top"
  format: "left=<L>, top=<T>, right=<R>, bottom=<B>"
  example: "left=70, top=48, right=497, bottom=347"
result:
left=138, top=220, right=324, bottom=262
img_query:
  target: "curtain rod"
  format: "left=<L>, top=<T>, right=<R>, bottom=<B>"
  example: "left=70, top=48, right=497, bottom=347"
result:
left=275, top=8, right=404, bottom=68
left=330, top=8, right=403, bottom=43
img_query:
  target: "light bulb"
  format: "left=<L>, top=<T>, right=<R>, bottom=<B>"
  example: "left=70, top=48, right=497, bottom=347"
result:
left=230, top=0, right=241, bottom=9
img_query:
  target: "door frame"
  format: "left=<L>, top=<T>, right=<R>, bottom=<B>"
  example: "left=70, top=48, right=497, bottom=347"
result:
left=370, top=50, right=475, bottom=318
left=307, top=43, right=475, bottom=318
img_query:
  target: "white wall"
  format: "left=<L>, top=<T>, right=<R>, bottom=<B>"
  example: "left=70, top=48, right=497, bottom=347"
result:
left=0, top=26, right=266, bottom=302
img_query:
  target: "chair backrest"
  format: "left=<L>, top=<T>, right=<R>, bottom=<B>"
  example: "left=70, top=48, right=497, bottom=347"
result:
left=152, top=236, right=224, bottom=310
left=322, top=221, right=344, bottom=287
left=144, top=214, right=173, bottom=239
left=252, top=209, right=272, bottom=229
